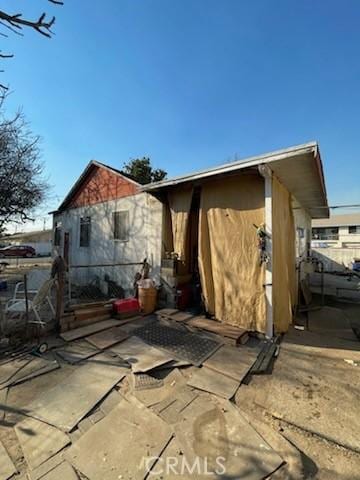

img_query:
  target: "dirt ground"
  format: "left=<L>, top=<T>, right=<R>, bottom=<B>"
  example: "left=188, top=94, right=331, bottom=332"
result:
left=235, top=298, right=360, bottom=480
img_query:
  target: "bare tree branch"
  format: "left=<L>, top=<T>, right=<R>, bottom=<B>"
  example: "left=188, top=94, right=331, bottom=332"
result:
left=0, top=1, right=64, bottom=90
left=0, top=100, right=49, bottom=233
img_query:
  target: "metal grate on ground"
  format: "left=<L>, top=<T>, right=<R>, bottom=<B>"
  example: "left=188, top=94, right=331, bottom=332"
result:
left=132, top=322, right=222, bottom=366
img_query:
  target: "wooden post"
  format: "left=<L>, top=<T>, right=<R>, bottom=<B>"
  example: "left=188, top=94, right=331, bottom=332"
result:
left=259, top=165, right=273, bottom=338
left=52, top=256, right=66, bottom=331
left=24, top=273, right=29, bottom=325
left=55, top=272, right=64, bottom=329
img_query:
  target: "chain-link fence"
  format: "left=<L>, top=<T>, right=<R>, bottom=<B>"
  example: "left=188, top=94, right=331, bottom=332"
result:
left=68, top=262, right=145, bottom=305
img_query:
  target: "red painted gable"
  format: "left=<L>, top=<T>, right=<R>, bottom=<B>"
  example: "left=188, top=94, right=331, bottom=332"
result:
left=67, top=164, right=139, bottom=209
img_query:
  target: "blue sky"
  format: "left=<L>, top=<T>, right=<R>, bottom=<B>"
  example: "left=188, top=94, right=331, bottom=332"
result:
left=2, top=0, right=360, bottom=229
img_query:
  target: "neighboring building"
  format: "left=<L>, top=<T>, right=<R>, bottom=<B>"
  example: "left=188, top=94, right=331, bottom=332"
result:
left=51, top=160, right=163, bottom=296
left=312, top=213, right=360, bottom=248
left=143, top=142, right=328, bottom=336
left=0, top=229, right=52, bottom=256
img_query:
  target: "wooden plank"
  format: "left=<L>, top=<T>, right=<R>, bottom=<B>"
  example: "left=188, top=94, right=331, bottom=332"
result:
left=173, top=396, right=283, bottom=479
left=40, top=461, right=78, bottom=480
left=171, top=311, right=194, bottom=323
left=25, top=353, right=128, bottom=432
left=187, top=366, right=239, bottom=399
left=74, top=306, right=112, bottom=320
left=188, top=316, right=248, bottom=340
left=55, top=341, right=100, bottom=364
left=66, top=300, right=113, bottom=312
left=0, top=441, right=16, bottom=479
left=85, top=327, right=129, bottom=350
left=65, top=398, right=172, bottom=480
left=60, top=319, right=121, bottom=342
left=203, top=345, right=258, bottom=382
left=64, top=313, right=112, bottom=331
left=156, top=308, right=178, bottom=318
left=28, top=452, right=64, bottom=480
left=15, top=417, right=70, bottom=470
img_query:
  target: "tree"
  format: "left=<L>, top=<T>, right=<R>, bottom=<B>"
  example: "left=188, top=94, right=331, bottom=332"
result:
left=0, top=105, right=48, bottom=234
left=0, top=1, right=64, bottom=89
left=122, top=157, right=167, bottom=185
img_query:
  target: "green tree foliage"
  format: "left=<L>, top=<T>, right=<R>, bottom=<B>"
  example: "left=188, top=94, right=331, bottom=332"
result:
left=122, top=157, right=167, bottom=185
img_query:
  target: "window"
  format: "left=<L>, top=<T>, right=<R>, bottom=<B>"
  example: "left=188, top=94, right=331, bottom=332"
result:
left=296, top=227, right=306, bottom=257
left=79, top=217, right=91, bottom=247
left=54, top=221, right=62, bottom=246
left=113, top=211, right=129, bottom=241
left=349, top=225, right=360, bottom=234
left=312, top=227, right=338, bottom=240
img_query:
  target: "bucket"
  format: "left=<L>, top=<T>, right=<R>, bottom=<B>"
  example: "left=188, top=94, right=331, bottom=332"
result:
left=138, top=286, right=157, bottom=315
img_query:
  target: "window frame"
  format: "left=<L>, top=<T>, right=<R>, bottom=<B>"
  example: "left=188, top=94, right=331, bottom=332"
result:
left=54, top=221, right=62, bottom=246
left=79, top=216, right=91, bottom=247
left=349, top=225, right=360, bottom=234
left=113, top=210, right=129, bottom=242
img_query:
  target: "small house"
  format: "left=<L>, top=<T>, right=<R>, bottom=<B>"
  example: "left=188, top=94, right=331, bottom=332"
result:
left=142, top=142, right=328, bottom=337
left=51, top=161, right=163, bottom=297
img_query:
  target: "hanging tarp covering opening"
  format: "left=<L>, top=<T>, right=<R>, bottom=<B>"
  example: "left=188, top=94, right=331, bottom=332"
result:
left=168, top=187, right=193, bottom=262
left=272, top=176, right=296, bottom=333
left=198, top=175, right=266, bottom=332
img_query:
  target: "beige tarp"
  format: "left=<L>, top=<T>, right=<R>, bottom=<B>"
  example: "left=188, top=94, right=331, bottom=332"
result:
left=272, top=176, right=296, bottom=333
left=168, top=187, right=193, bottom=261
left=198, top=175, right=266, bottom=332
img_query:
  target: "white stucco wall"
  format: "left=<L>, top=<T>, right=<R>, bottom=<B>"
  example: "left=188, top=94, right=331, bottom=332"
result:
left=53, top=192, right=163, bottom=294
left=293, top=206, right=312, bottom=259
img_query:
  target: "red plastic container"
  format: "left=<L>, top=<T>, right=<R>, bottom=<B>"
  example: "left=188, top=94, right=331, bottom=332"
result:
left=112, top=298, right=140, bottom=314
left=176, top=284, right=192, bottom=310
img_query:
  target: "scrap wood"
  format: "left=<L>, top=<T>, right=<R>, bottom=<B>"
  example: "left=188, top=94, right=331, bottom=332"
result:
left=54, top=341, right=100, bottom=364
left=37, top=461, right=78, bottom=480
left=155, top=308, right=178, bottom=318
left=1, top=360, right=60, bottom=389
left=27, top=451, right=64, bottom=480
left=0, top=440, right=17, bottom=480
left=60, top=319, right=122, bottom=342
left=85, top=326, right=129, bottom=350
left=66, top=300, right=113, bottom=312
left=203, top=344, right=259, bottom=382
left=60, top=313, right=112, bottom=333
left=65, top=396, right=173, bottom=480
left=188, top=316, right=249, bottom=343
left=24, top=353, right=128, bottom=432
left=14, top=417, right=70, bottom=470
left=250, top=340, right=279, bottom=375
left=0, top=356, right=60, bottom=390
left=0, top=388, right=8, bottom=421
left=171, top=311, right=194, bottom=323
left=186, top=366, right=239, bottom=399
left=173, top=395, right=283, bottom=480
left=152, top=386, right=198, bottom=424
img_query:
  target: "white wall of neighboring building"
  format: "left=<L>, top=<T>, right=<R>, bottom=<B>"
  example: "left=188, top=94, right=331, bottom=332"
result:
left=53, top=192, right=163, bottom=295
left=293, top=206, right=312, bottom=259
